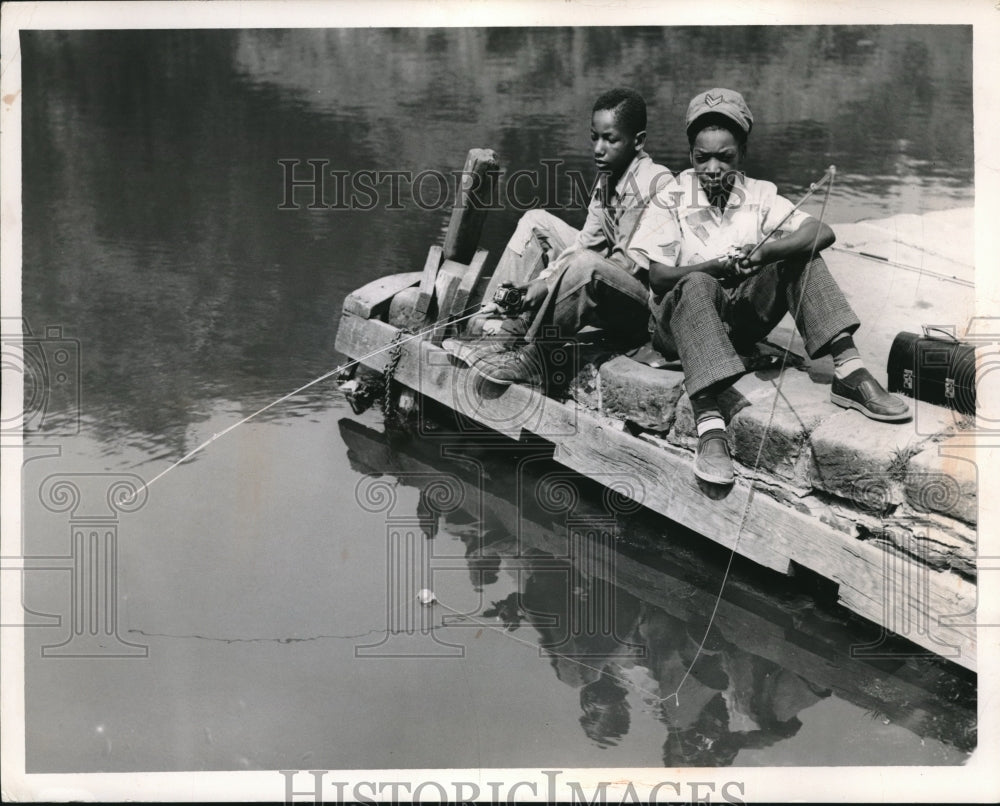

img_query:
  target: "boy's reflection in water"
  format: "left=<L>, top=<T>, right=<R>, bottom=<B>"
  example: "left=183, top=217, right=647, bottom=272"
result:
left=453, top=520, right=830, bottom=764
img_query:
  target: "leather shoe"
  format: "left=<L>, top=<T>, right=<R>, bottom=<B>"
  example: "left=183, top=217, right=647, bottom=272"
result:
left=473, top=342, right=547, bottom=386
left=694, top=429, right=734, bottom=485
left=831, top=367, right=911, bottom=422
left=443, top=335, right=516, bottom=367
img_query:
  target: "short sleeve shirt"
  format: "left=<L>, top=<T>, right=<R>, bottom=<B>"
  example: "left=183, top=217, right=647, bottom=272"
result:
left=547, top=152, right=675, bottom=279
left=626, top=169, right=810, bottom=271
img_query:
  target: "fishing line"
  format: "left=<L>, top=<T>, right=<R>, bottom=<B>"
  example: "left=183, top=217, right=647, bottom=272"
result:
left=666, top=166, right=836, bottom=707
left=125, top=306, right=485, bottom=502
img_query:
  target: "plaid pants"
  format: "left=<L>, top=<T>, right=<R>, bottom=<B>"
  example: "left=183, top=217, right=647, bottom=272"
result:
left=650, top=255, right=860, bottom=397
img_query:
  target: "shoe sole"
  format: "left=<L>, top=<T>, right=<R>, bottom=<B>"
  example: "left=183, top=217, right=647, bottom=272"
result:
left=470, top=364, right=516, bottom=386
left=830, top=393, right=912, bottom=422
left=470, top=365, right=545, bottom=387
left=693, top=466, right=735, bottom=485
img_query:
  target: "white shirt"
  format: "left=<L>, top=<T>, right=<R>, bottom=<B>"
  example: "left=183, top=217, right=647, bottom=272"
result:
left=626, top=169, right=809, bottom=271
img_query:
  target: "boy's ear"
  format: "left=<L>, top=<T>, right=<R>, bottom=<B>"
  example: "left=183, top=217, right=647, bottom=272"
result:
left=633, top=129, right=647, bottom=151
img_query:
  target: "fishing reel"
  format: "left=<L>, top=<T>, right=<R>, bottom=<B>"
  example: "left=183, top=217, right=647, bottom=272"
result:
left=492, top=282, right=525, bottom=316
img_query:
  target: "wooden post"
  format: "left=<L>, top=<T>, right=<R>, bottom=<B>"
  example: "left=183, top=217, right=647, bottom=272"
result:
left=449, top=248, right=490, bottom=322
left=443, top=148, right=500, bottom=264
left=413, top=244, right=443, bottom=324
left=428, top=262, right=465, bottom=346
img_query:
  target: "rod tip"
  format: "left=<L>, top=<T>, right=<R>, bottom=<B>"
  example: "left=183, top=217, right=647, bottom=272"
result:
left=828, top=164, right=837, bottom=176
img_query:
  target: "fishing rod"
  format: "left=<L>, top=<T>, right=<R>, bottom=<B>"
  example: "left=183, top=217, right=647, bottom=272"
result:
left=738, top=165, right=837, bottom=265
left=744, top=165, right=836, bottom=261
left=126, top=305, right=485, bottom=502
left=830, top=246, right=974, bottom=288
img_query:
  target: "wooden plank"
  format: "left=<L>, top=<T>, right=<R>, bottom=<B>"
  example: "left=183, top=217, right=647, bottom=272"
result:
left=443, top=148, right=500, bottom=264
left=334, top=313, right=977, bottom=670
left=429, top=262, right=465, bottom=346
left=449, top=248, right=489, bottom=324
left=342, top=271, right=422, bottom=319
left=414, top=244, right=443, bottom=320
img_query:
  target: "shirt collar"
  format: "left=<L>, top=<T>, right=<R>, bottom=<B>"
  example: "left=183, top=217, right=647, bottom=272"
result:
left=614, top=151, right=649, bottom=198
left=678, top=167, right=747, bottom=212
left=597, top=152, right=650, bottom=203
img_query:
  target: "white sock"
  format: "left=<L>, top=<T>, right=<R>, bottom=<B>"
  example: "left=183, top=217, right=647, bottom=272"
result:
left=834, top=356, right=864, bottom=380
left=696, top=417, right=726, bottom=437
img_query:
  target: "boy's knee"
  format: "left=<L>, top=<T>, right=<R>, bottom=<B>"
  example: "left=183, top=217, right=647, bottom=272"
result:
left=520, top=208, right=562, bottom=233
left=559, top=248, right=604, bottom=281
left=521, top=208, right=552, bottom=225
left=509, top=209, right=563, bottom=253
left=674, top=271, right=721, bottom=300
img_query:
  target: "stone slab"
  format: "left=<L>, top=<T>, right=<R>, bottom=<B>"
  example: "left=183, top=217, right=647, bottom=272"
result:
left=807, top=399, right=959, bottom=509
left=387, top=285, right=425, bottom=331
left=597, top=356, right=686, bottom=431
left=904, top=436, right=979, bottom=525
left=728, top=369, right=842, bottom=487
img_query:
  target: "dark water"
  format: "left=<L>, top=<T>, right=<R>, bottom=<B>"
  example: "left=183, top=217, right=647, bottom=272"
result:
left=20, top=27, right=975, bottom=773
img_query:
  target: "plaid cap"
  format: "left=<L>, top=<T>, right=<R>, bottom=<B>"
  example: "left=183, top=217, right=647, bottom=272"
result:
left=685, top=88, right=753, bottom=135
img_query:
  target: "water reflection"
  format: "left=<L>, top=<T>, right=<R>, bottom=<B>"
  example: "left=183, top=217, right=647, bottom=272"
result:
left=341, top=417, right=975, bottom=765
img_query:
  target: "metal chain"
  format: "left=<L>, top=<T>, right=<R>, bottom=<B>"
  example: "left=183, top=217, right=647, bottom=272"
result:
left=380, top=329, right=408, bottom=422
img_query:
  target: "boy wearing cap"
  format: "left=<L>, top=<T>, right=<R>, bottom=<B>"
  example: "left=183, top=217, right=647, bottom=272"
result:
left=464, top=88, right=675, bottom=386
left=628, top=88, right=910, bottom=486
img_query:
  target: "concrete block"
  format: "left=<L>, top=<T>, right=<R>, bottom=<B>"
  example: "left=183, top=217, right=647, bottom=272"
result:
left=904, top=437, right=978, bottom=525
left=598, top=356, right=686, bottom=431
left=728, top=370, right=841, bottom=485
left=807, top=400, right=956, bottom=509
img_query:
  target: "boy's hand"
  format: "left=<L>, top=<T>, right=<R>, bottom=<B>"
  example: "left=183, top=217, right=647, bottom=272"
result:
left=480, top=279, right=548, bottom=317
left=521, top=278, right=548, bottom=311
left=736, top=243, right=765, bottom=274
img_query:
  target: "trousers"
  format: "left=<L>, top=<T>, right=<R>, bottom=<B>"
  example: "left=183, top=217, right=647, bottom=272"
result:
left=651, top=255, right=860, bottom=397
left=502, top=210, right=650, bottom=346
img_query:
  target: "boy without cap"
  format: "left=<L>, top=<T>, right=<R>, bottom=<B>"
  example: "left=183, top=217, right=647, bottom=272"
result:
left=627, top=88, right=910, bottom=487
left=457, top=88, right=675, bottom=386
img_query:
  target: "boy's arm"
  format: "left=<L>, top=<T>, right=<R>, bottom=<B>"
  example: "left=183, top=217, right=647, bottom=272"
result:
left=648, top=255, right=736, bottom=295
left=738, top=216, right=835, bottom=270
left=738, top=191, right=835, bottom=269
left=573, top=190, right=607, bottom=251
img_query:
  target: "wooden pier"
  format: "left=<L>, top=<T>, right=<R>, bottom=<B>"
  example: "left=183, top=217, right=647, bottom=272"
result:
left=334, top=150, right=979, bottom=672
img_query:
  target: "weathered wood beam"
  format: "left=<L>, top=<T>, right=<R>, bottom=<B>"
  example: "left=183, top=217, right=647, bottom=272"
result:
left=443, top=148, right=500, bottom=264
left=342, top=271, right=422, bottom=319
left=414, top=244, right=444, bottom=323
left=449, top=248, right=490, bottom=324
